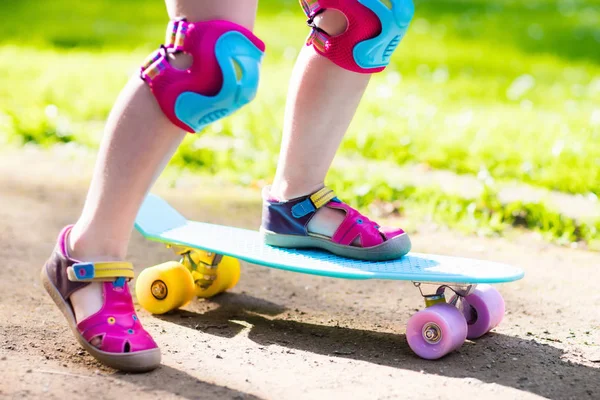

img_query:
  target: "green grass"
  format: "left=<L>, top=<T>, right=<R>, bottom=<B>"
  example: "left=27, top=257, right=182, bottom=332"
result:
left=324, top=167, right=600, bottom=250
left=1, top=0, right=599, bottom=245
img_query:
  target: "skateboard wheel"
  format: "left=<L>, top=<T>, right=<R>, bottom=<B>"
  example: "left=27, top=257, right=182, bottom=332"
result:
left=461, top=284, right=505, bottom=339
left=406, top=303, right=467, bottom=360
left=135, top=261, right=195, bottom=314
left=195, top=256, right=241, bottom=298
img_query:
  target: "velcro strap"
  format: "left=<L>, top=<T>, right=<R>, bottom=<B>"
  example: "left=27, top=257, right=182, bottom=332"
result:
left=301, top=0, right=327, bottom=51
left=301, top=0, right=322, bottom=17
left=141, top=49, right=162, bottom=71
left=140, top=48, right=169, bottom=83
left=165, top=19, right=189, bottom=52
left=308, top=29, right=328, bottom=53
left=67, top=262, right=135, bottom=282
left=291, top=187, right=336, bottom=218
left=311, top=187, right=336, bottom=208
left=140, top=19, right=189, bottom=83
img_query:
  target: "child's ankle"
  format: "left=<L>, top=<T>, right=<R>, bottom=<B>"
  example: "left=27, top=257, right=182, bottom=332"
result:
left=269, top=181, right=325, bottom=201
left=67, top=225, right=126, bottom=262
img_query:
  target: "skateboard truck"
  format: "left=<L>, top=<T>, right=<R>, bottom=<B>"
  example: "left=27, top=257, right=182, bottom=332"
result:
left=167, top=245, right=224, bottom=289
left=413, top=282, right=475, bottom=307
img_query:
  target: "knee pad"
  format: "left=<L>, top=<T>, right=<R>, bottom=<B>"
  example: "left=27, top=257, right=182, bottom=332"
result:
left=300, top=0, right=414, bottom=73
left=140, top=19, right=265, bottom=133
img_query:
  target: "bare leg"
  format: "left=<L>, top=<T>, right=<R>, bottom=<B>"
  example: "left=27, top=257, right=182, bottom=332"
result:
left=69, top=0, right=258, bottom=324
left=270, top=12, right=370, bottom=239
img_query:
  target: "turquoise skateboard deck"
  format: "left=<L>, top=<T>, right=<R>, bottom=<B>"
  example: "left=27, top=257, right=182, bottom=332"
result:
left=135, top=194, right=524, bottom=284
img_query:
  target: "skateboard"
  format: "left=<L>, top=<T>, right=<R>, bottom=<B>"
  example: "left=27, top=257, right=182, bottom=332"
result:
left=134, top=194, right=524, bottom=360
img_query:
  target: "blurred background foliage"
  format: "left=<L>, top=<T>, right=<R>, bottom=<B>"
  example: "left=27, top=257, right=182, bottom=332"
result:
left=1, top=0, right=599, bottom=246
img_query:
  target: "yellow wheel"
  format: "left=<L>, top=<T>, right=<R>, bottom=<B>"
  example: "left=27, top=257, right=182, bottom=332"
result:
left=135, top=261, right=195, bottom=314
left=193, top=256, right=241, bottom=298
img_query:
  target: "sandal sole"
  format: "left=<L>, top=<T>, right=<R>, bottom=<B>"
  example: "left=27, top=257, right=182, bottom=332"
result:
left=261, top=229, right=411, bottom=261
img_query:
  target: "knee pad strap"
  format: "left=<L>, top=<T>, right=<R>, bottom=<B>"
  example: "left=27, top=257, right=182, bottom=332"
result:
left=141, top=19, right=265, bottom=133
left=301, top=0, right=414, bottom=73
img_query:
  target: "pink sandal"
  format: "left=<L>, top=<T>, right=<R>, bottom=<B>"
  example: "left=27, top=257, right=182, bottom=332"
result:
left=41, top=226, right=161, bottom=372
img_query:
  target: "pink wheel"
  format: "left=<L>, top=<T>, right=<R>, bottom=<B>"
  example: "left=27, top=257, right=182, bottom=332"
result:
left=461, top=284, right=505, bottom=339
left=406, top=303, right=468, bottom=360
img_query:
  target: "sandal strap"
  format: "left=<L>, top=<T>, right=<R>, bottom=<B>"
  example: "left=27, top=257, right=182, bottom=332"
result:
left=67, top=261, right=135, bottom=282
left=76, top=281, right=158, bottom=353
left=291, top=187, right=337, bottom=218
left=328, top=201, right=384, bottom=247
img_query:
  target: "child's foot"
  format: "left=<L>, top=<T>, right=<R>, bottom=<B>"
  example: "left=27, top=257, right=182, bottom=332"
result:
left=261, top=186, right=411, bottom=261
left=41, top=226, right=161, bottom=372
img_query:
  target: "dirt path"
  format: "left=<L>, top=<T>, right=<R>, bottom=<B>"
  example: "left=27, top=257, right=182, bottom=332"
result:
left=0, top=149, right=598, bottom=399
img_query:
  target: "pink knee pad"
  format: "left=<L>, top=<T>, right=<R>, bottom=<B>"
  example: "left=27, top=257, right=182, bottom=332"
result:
left=301, top=0, right=414, bottom=73
left=140, top=19, right=265, bottom=133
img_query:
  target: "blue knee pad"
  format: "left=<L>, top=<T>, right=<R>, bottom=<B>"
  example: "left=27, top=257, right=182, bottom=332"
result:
left=301, top=0, right=414, bottom=73
left=141, top=20, right=266, bottom=133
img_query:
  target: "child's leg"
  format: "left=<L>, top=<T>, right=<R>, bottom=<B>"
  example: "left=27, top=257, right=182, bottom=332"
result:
left=70, top=2, right=259, bottom=257
left=43, top=0, right=261, bottom=371
left=271, top=42, right=370, bottom=200
left=70, top=0, right=259, bottom=325
left=270, top=42, right=371, bottom=240
left=265, top=1, right=414, bottom=260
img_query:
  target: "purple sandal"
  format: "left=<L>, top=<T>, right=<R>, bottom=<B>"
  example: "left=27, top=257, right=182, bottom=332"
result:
left=41, top=226, right=161, bottom=372
left=261, top=187, right=411, bottom=261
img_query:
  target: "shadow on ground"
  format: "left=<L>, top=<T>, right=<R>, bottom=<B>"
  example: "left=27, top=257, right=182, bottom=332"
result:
left=156, top=292, right=598, bottom=400
left=114, top=364, right=264, bottom=400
